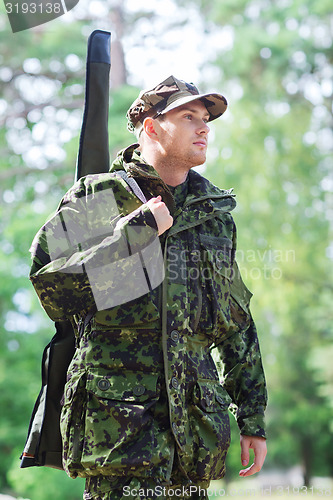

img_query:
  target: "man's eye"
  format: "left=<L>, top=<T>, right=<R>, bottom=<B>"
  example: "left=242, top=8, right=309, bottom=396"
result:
left=185, top=114, right=192, bottom=120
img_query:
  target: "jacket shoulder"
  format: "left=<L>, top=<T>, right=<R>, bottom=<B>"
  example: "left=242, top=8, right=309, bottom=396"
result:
left=189, top=169, right=234, bottom=198
left=60, top=172, right=134, bottom=207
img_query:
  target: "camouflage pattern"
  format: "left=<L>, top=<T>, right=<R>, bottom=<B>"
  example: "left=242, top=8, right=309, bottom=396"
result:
left=126, top=75, right=227, bottom=137
left=29, top=143, right=267, bottom=487
left=29, top=172, right=160, bottom=323
left=84, top=475, right=209, bottom=499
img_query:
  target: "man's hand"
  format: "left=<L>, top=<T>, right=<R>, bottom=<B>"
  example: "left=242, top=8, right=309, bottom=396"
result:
left=239, top=435, right=267, bottom=477
left=146, top=195, right=173, bottom=235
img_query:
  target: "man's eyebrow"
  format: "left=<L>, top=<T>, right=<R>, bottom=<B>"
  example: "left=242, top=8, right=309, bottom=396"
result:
left=178, top=106, right=210, bottom=118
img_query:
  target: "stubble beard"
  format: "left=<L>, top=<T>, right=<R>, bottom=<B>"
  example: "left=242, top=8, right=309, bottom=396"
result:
left=166, top=152, right=206, bottom=175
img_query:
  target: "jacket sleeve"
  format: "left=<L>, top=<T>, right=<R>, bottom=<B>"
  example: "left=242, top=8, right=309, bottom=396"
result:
left=214, top=261, right=268, bottom=439
left=29, top=178, right=158, bottom=321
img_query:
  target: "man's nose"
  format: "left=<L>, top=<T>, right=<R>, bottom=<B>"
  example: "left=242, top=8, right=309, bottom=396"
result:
left=199, top=121, right=210, bottom=134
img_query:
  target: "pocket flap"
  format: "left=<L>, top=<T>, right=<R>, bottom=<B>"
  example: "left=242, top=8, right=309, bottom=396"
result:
left=199, top=234, right=232, bottom=279
left=86, top=371, right=159, bottom=402
left=195, top=380, right=232, bottom=412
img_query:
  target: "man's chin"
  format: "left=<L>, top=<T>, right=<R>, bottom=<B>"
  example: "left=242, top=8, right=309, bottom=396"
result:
left=191, top=153, right=206, bottom=167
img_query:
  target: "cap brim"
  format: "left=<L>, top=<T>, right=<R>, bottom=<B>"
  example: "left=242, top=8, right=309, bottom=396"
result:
left=159, top=92, right=228, bottom=121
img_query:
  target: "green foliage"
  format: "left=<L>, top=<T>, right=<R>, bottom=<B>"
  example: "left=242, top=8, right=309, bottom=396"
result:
left=109, top=85, right=141, bottom=156
left=8, top=459, right=84, bottom=500
left=0, top=0, right=332, bottom=496
left=195, top=0, right=333, bottom=483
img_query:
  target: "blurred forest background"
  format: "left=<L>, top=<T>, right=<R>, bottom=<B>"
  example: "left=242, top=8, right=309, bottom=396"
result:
left=0, top=0, right=332, bottom=498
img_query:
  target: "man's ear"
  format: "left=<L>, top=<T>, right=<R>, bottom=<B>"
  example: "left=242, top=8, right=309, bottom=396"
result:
left=143, top=117, right=159, bottom=140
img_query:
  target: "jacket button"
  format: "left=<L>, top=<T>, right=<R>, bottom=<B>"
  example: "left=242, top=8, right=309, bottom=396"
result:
left=205, top=395, right=211, bottom=407
left=97, top=379, right=110, bottom=391
left=66, top=387, right=73, bottom=400
left=171, top=330, right=179, bottom=342
left=172, top=422, right=177, bottom=432
left=215, top=260, right=223, bottom=271
left=171, top=377, right=179, bottom=389
left=133, top=384, right=145, bottom=396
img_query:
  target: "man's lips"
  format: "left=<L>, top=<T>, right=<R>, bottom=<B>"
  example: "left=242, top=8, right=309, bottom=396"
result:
left=193, top=140, right=207, bottom=147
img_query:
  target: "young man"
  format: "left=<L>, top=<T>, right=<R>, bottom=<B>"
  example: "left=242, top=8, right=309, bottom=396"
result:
left=29, top=76, right=267, bottom=499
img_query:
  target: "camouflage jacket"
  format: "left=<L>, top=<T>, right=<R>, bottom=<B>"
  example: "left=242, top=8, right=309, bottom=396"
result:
left=29, top=144, right=267, bottom=484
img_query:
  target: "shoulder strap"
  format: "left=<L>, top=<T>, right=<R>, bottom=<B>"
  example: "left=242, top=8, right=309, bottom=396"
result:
left=116, top=170, right=147, bottom=204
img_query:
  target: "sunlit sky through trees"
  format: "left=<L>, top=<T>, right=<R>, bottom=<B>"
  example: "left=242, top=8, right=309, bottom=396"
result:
left=0, top=0, right=332, bottom=496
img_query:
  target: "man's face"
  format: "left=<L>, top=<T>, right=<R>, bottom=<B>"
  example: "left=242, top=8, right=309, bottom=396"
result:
left=155, top=100, right=210, bottom=169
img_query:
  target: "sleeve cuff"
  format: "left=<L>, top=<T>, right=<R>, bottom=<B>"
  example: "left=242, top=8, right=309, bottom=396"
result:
left=237, top=413, right=266, bottom=439
left=139, top=204, right=158, bottom=231
left=114, top=204, right=158, bottom=232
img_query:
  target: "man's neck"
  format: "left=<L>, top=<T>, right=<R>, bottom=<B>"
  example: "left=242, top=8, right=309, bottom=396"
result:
left=140, top=147, right=190, bottom=187
left=155, top=165, right=189, bottom=187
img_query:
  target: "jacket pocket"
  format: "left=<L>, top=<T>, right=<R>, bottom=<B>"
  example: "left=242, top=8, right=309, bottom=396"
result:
left=62, top=370, right=160, bottom=478
left=199, top=235, right=233, bottom=334
left=186, top=379, right=231, bottom=481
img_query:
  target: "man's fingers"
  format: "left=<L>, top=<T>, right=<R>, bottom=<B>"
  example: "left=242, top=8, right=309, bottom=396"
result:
left=239, top=435, right=267, bottom=477
left=146, top=196, right=173, bottom=235
left=240, top=436, right=250, bottom=466
left=239, top=446, right=265, bottom=476
left=150, top=195, right=162, bottom=203
left=239, top=462, right=261, bottom=477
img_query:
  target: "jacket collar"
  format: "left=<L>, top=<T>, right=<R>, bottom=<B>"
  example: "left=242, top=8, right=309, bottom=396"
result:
left=110, top=143, right=160, bottom=179
left=110, top=143, right=236, bottom=215
left=110, top=144, right=176, bottom=215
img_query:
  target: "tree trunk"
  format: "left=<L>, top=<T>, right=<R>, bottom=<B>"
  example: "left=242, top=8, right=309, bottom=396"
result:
left=110, top=3, right=127, bottom=88
left=301, top=438, right=312, bottom=487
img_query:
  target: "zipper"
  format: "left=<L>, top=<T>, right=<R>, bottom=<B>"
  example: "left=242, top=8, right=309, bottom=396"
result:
left=72, top=423, right=82, bottom=462
left=193, top=285, right=203, bottom=333
left=71, top=376, right=86, bottom=463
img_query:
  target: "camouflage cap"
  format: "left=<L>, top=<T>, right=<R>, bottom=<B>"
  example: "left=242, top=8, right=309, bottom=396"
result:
left=126, top=75, right=227, bottom=137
